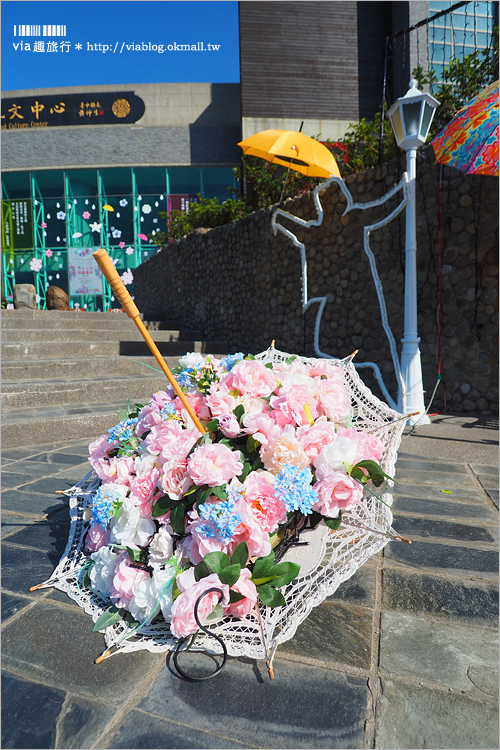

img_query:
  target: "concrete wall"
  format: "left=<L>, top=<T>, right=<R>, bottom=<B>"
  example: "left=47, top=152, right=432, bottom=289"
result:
left=134, top=148, right=498, bottom=415
left=1, top=83, right=242, bottom=170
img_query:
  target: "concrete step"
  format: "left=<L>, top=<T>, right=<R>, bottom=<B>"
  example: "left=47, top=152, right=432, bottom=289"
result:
left=1, top=309, right=183, bottom=330
left=1, top=374, right=170, bottom=409
left=0, top=355, right=176, bottom=381
left=1, top=327, right=204, bottom=343
left=1, top=402, right=125, bottom=448
left=2, top=338, right=226, bottom=360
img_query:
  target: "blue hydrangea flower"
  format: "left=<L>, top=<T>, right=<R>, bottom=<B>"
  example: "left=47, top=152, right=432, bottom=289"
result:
left=198, top=497, right=241, bottom=543
left=107, top=417, right=138, bottom=444
left=160, top=402, right=177, bottom=420
left=91, top=485, right=124, bottom=528
left=273, top=464, right=317, bottom=516
left=219, top=352, right=245, bottom=372
left=175, top=368, right=196, bottom=388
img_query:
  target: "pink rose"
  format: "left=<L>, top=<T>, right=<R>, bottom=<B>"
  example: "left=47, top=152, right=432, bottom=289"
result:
left=160, top=458, right=193, bottom=500
left=243, top=472, right=287, bottom=533
left=270, top=384, right=318, bottom=428
left=110, top=556, right=150, bottom=609
left=218, top=413, right=241, bottom=438
left=220, top=359, right=276, bottom=398
left=170, top=572, right=229, bottom=638
left=187, top=443, right=243, bottom=487
left=144, top=422, right=198, bottom=461
left=129, top=472, right=159, bottom=517
left=296, top=416, right=338, bottom=462
left=85, top=523, right=109, bottom=552
left=312, top=464, right=363, bottom=518
left=206, top=388, right=237, bottom=417
left=336, top=427, right=384, bottom=464
left=316, top=379, right=351, bottom=423
left=223, top=568, right=258, bottom=618
left=174, top=392, right=211, bottom=421
left=243, top=413, right=282, bottom=446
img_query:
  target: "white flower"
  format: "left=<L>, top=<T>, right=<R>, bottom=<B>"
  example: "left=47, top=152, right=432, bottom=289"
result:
left=314, top=436, right=358, bottom=474
left=126, top=247, right=134, bottom=255
left=90, top=222, right=102, bottom=233
left=178, top=352, right=205, bottom=369
left=109, top=495, right=156, bottom=548
left=121, top=269, right=133, bottom=286
left=127, top=563, right=177, bottom=623
left=142, top=204, right=152, bottom=214
left=134, top=452, right=161, bottom=478
left=89, top=546, right=121, bottom=596
left=148, top=526, right=174, bottom=567
left=112, top=229, right=122, bottom=239
left=56, top=211, right=66, bottom=220
left=153, top=218, right=158, bottom=223
left=119, top=198, right=128, bottom=207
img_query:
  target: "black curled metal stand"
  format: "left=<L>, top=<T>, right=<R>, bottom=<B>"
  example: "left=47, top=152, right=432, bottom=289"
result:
left=171, top=588, right=227, bottom=682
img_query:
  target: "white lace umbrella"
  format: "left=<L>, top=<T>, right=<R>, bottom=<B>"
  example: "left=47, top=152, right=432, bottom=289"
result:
left=34, top=346, right=406, bottom=674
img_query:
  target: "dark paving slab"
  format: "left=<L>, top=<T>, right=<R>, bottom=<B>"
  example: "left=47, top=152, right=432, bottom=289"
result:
left=1, top=511, right=41, bottom=539
left=2, top=543, right=59, bottom=593
left=139, top=656, right=368, bottom=749
left=1, top=488, right=66, bottom=517
left=485, top=488, right=499, bottom=509
left=5, top=509, right=70, bottom=560
left=392, top=494, right=498, bottom=522
left=278, top=602, right=373, bottom=670
left=1, top=592, right=32, bottom=622
left=327, top=566, right=377, bottom=608
left=108, top=709, right=257, bottom=749
left=393, top=516, right=497, bottom=543
left=47, top=695, right=116, bottom=750
left=384, top=539, right=499, bottom=577
left=393, top=469, right=478, bottom=488
left=379, top=611, right=499, bottom=693
left=1, top=672, right=66, bottom=749
left=2, top=460, right=66, bottom=479
left=396, top=457, right=470, bottom=474
left=375, top=677, right=499, bottom=750
left=382, top=569, right=499, bottom=623
left=2, top=600, right=163, bottom=705
left=392, top=482, right=489, bottom=504
left=19, top=476, right=78, bottom=494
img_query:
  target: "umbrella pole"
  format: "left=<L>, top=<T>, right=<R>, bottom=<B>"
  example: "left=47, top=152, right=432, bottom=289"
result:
left=92, top=249, right=205, bottom=435
left=279, top=163, right=292, bottom=202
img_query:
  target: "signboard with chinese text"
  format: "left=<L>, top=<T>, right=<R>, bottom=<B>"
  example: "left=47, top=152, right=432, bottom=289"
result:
left=167, top=195, right=197, bottom=214
left=68, top=247, right=103, bottom=295
left=1, top=199, right=33, bottom=250
left=1, top=92, right=145, bottom=129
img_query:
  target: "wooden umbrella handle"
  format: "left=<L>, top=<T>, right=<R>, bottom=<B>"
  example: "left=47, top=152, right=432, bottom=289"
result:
left=93, top=248, right=205, bottom=434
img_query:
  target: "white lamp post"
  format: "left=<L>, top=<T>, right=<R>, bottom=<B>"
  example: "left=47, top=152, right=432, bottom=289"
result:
left=387, top=80, right=439, bottom=424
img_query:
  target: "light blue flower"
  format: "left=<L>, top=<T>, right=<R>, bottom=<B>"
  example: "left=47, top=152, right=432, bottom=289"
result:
left=274, top=464, right=317, bottom=516
left=160, top=403, right=177, bottom=420
left=91, top=485, right=124, bottom=528
left=107, top=417, right=138, bottom=444
left=219, top=352, right=245, bottom=371
left=198, top=496, right=241, bottom=543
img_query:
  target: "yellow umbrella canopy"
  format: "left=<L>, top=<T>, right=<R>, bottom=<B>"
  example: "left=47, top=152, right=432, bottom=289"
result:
left=238, top=129, right=341, bottom=179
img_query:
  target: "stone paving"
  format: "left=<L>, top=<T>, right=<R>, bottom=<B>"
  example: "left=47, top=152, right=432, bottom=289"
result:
left=1, top=420, right=498, bottom=749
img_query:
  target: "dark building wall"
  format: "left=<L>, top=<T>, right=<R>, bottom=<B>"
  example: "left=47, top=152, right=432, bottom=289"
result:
left=240, top=1, right=392, bottom=123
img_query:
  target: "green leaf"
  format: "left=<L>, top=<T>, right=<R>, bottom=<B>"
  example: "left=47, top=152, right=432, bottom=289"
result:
left=257, top=584, right=286, bottom=608
left=324, top=512, right=343, bottom=531
left=126, top=546, right=141, bottom=563
left=211, top=484, right=228, bottom=501
left=264, top=362, right=273, bottom=369
left=231, top=542, right=249, bottom=567
left=169, top=503, right=186, bottom=536
left=206, top=603, right=224, bottom=621
left=285, top=355, right=297, bottom=365
left=152, top=495, right=175, bottom=517
left=205, top=419, right=219, bottom=431
left=204, top=551, right=230, bottom=574
left=246, top=435, right=257, bottom=454
left=196, top=486, right=214, bottom=505
left=233, top=404, right=245, bottom=423
left=118, top=408, right=127, bottom=422
left=308, top=511, right=323, bottom=529
left=351, top=466, right=368, bottom=483
left=251, top=550, right=275, bottom=580
left=182, top=484, right=199, bottom=497
left=245, top=354, right=255, bottom=360
left=202, top=431, right=213, bottom=444
left=238, top=460, right=252, bottom=482
left=193, top=560, right=211, bottom=581
left=218, top=563, right=241, bottom=587
left=229, top=589, right=245, bottom=603
left=355, top=460, right=395, bottom=487
left=92, top=605, right=125, bottom=632
left=82, top=568, right=91, bottom=589
left=268, top=561, right=301, bottom=587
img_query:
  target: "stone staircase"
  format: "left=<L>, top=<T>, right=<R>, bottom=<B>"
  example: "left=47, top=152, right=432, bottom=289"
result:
left=1, top=308, right=227, bottom=448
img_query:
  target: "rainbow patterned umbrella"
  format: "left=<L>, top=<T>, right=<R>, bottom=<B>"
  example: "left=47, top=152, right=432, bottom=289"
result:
left=431, top=80, right=499, bottom=177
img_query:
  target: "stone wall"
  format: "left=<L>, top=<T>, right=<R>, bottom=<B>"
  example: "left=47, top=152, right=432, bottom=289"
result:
left=135, top=148, right=499, bottom=414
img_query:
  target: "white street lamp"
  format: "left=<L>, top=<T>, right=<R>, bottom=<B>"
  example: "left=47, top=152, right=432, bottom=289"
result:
left=387, top=80, right=439, bottom=424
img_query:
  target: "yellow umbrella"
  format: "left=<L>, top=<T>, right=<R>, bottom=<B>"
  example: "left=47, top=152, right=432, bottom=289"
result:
left=238, top=129, right=341, bottom=179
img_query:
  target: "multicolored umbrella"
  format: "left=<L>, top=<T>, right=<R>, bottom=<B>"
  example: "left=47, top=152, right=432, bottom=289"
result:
left=431, top=80, right=499, bottom=177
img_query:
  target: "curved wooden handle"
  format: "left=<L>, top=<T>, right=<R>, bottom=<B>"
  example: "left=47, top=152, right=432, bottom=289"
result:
left=92, top=248, right=205, bottom=434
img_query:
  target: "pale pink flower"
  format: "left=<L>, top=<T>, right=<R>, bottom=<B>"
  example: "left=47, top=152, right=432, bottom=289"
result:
left=218, top=413, right=241, bottom=438
left=206, top=387, right=237, bottom=417
left=242, top=471, right=287, bottom=533
left=110, top=556, right=150, bottom=609
left=260, top=425, right=309, bottom=474
left=105, top=455, right=135, bottom=486
left=174, top=392, right=211, bottom=421
left=314, top=435, right=358, bottom=474
left=220, top=359, right=276, bottom=398
left=41, top=222, right=47, bottom=228
left=187, top=443, right=243, bottom=487
left=160, top=458, right=193, bottom=500
left=143, top=421, right=197, bottom=461
left=270, top=384, right=318, bottom=428
left=243, top=412, right=282, bottom=446
left=296, top=416, right=338, bottom=462
left=119, top=241, right=126, bottom=249
left=29, top=258, right=42, bottom=272
left=85, top=523, right=109, bottom=552
left=82, top=211, right=91, bottom=220
left=44, top=248, right=52, bottom=257
left=312, top=464, right=363, bottom=517
left=170, top=572, right=229, bottom=638
left=129, top=472, right=160, bottom=517
left=223, top=568, right=258, bottom=618
left=316, top=379, right=351, bottom=423
left=336, top=427, right=384, bottom=464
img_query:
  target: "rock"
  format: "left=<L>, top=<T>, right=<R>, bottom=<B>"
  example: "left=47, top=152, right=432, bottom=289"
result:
left=46, top=286, right=70, bottom=310
left=13, top=284, right=37, bottom=309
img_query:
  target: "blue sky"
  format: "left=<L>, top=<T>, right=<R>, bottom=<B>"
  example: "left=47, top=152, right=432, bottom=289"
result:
left=2, top=1, right=240, bottom=91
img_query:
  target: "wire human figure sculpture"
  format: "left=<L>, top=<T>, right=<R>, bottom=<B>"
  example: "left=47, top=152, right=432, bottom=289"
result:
left=271, top=174, right=410, bottom=412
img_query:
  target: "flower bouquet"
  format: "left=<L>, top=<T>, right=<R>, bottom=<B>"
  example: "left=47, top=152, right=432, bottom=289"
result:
left=40, top=346, right=406, bottom=678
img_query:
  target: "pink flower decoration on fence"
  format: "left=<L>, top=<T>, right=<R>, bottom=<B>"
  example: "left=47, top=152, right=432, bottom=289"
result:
left=82, top=211, right=91, bottom=220
left=41, top=222, right=47, bottom=228
left=119, top=241, right=126, bottom=249
left=126, top=247, right=134, bottom=255
left=45, top=249, right=53, bottom=258
left=120, top=269, right=134, bottom=286
left=29, top=258, right=43, bottom=272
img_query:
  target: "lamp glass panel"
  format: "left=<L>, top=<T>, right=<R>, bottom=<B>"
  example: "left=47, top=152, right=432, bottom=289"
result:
left=389, top=107, right=404, bottom=144
left=420, top=103, right=435, bottom=140
left=402, top=102, right=422, bottom=138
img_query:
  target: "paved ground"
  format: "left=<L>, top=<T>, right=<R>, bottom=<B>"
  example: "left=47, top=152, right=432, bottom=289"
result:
left=1, top=414, right=498, bottom=749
